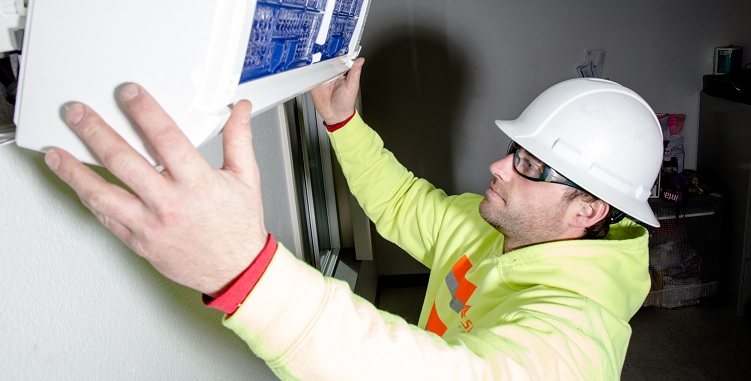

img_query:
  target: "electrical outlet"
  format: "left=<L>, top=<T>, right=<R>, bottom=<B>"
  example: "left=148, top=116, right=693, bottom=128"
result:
left=585, top=49, right=605, bottom=77
left=577, top=61, right=595, bottom=78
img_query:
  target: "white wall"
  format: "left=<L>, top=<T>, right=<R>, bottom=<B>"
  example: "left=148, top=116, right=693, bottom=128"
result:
left=358, top=0, right=751, bottom=275
left=0, top=109, right=296, bottom=379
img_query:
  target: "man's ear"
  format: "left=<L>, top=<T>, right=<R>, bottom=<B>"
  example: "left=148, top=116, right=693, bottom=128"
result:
left=570, top=199, right=610, bottom=229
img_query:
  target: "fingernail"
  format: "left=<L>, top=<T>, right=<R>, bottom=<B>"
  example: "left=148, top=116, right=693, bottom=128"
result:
left=45, top=150, right=60, bottom=171
left=243, top=110, right=251, bottom=124
left=66, top=103, right=84, bottom=125
left=120, top=83, right=140, bottom=101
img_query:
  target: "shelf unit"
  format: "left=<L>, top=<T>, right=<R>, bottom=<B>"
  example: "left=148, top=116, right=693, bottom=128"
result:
left=642, top=194, right=723, bottom=308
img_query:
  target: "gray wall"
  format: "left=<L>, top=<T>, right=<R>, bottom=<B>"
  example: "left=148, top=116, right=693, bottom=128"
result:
left=358, top=0, right=751, bottom=275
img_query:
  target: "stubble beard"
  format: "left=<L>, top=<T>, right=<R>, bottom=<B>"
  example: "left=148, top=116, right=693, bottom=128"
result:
left=479, top=197, right=524, bottom=239
left=479, top=194, right=570, bottom=249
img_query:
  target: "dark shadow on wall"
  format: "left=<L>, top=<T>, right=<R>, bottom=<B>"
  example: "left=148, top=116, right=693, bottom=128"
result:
left=358, top=26, right=471, bottom=276
left=359, top=25, right=470, bottom=195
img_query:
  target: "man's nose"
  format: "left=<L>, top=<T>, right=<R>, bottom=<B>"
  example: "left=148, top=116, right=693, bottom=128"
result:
left=490, top=153, right=515, bottom=180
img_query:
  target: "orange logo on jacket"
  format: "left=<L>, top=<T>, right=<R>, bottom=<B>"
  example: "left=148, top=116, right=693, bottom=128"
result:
left=426, top=255, right=477, bottom=336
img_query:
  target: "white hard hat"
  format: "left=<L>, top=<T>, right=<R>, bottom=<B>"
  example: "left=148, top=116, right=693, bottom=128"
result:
left=496, top=78, right=663, bottom=227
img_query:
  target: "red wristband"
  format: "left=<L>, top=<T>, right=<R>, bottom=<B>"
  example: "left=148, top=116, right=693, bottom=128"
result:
left=203, top=234, right=278, bottom=316
left=323, top=110, right=356, bottom=132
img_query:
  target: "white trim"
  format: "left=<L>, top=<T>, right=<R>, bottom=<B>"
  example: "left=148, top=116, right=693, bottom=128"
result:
left=275, top=104, right=305, bottom=260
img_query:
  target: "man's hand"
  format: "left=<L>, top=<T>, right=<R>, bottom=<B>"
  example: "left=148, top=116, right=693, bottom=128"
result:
left=310, top=57, right=364, bottom=124
left=44, top=84, right=268, bottom=298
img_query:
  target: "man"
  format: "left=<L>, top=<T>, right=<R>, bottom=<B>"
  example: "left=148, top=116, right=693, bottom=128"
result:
left=45, top=58, right=663, bottom=380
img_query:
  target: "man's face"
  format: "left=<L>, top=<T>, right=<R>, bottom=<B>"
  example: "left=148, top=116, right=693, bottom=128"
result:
left=479, top=151, right=580, bottom=247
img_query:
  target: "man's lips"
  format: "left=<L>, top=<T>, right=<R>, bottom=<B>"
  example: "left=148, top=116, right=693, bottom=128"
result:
left=486, top=185, right=505, bottom=202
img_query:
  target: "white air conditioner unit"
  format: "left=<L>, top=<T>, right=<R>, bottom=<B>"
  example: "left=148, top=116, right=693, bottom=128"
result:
left=7, top=0, right=369, bottom=165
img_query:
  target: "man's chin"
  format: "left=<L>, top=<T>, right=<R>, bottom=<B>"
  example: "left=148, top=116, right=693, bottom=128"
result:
left=478, top=201, right=500, bottom=230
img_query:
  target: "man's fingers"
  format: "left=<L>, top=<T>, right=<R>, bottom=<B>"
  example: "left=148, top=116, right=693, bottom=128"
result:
left=63, top=102, right=167, bottom=199
left=116, top=83, right=211, bottom=181
left=346, top=57, right=365, bottom=92
left=222, top=100, right=255, bottom=178
left=45, top=148, right=151, bottom=239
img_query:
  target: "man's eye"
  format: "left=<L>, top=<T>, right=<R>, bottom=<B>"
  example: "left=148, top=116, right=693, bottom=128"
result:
left=520, top=158, right=541, bottom=176
left=520, top=158, right=533, bottom=170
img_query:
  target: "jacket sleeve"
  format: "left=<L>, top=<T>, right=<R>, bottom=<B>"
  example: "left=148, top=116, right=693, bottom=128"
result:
left=326, top=112, right=456, bottom=267
left=222, top=243, right=620, bottom=380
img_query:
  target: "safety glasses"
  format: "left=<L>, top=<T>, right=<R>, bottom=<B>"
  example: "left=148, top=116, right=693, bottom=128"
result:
left=507, top=141, right=583, bottom=191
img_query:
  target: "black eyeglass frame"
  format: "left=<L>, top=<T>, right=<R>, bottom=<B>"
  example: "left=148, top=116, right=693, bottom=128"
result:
left=506, top=141, right=627, bottom=224
left=507, top=141, right=583, bottom=191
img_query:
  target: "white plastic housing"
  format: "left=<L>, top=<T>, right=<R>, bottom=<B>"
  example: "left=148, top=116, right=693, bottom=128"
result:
left=0, top=0, right=24, bottom=52
left=14, top=0, right=368, bottom=166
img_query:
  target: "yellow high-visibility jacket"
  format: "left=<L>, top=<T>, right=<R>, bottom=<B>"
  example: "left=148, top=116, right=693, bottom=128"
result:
left=224, top=112, right=651, bottom=380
